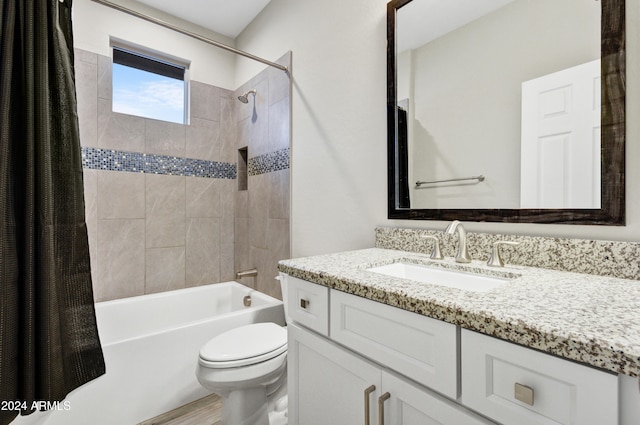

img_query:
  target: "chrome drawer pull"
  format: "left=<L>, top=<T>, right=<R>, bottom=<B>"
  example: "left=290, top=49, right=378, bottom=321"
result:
left=300, top=298, right=310, bottom=309
left=514, top=383, right=534, bottom=406
left=378, top=392, right=391, bottom=425
left=364, top=385, right=376, bottom=425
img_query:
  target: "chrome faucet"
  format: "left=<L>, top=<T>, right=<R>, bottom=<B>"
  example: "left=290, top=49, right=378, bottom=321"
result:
left=445, top=220, right=472, bottom=263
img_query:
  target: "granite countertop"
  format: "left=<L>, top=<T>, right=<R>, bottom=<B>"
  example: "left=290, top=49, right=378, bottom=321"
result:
left=278, top=248, right=640, bottom=377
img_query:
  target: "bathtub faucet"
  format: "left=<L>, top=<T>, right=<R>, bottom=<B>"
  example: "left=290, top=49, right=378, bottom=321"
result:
left=236, top=268, right=258, bottom=279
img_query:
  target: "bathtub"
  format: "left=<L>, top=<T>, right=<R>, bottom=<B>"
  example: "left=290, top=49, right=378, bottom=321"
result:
left=13, top=282, right=285, bottom=425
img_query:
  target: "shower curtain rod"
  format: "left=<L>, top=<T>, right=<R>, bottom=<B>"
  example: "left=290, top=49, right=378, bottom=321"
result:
left=90, top=0, right=288, bottom=73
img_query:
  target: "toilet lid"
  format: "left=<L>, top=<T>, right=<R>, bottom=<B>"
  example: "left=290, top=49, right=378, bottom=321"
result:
left=199, top=322, right=287, bottom=366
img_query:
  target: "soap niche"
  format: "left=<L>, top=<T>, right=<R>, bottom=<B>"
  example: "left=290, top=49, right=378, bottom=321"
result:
left=238, top=147, right=248, bottom=191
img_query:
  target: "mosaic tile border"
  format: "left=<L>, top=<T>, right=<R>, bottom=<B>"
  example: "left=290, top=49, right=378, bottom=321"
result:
left=82, top=147, right=236, bottom=179
left=248, top=148, right=290, bottom=176
left=375, top=227, right=640, bottom=281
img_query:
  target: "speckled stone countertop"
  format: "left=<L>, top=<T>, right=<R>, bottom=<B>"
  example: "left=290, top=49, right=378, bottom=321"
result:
left=278, top=248, right=640, bottom=377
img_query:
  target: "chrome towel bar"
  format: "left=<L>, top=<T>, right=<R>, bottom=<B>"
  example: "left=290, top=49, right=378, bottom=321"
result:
left=415, top=175, right=485, bottom=187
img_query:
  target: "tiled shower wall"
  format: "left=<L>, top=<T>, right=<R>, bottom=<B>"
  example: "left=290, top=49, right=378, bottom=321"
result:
left=74, top=48, right=290, bottom=302
left=234, top=53, right=291, bottom=299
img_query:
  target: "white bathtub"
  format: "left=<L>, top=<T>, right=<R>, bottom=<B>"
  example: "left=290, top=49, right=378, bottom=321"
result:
left=13, top=282, right=285, bottom=425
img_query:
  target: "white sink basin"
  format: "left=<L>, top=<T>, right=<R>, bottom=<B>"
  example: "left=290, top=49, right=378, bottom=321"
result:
left=367, top=262, right=511, bottom=292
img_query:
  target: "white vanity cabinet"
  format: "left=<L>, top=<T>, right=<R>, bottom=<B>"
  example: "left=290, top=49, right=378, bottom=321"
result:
left=286, top=275, right=492, bottom=425
left=288, top=323, right=493, bottom=425
left=284, top=274, right=638, bottom=425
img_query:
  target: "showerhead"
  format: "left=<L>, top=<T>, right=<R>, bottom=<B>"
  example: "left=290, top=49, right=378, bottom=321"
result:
left=237, top=89, right=257, bottom=104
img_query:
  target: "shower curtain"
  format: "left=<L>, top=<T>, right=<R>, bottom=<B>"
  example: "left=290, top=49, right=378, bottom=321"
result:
left=0, top=0, right=105, bottom=423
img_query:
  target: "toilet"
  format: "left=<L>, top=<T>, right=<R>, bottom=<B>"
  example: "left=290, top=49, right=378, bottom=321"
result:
left=196, top=277, right=289, bottom=425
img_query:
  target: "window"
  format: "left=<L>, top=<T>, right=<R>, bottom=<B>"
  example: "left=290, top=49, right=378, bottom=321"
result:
left=112, top=46, right=187, bottom=124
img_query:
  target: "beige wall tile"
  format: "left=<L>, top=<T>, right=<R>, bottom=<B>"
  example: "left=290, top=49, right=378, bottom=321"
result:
left=96, top=219, right=145, bottom=302
left=83, top=169, right=98, bottom=285
left=98, top=100, right=145, bottom=151
left=98, top=170, right=145, bottom=219
left=186, top=177, right=220, bottom=218
left=186, top=218, right=221, bottom=286
left=146, top=174, right=186, bottom=248
left=269, top=169, right=290, bottom=220
left=75, top=48, right=97, bottom=65
left=186, top=117, right=220, bottom=161
left=78, top=58, right=290, bottom=301
left=249, top=174, right=268, bottom=249
left=266, top=218, right=289, bottom=300
left=235, top=190, right=249, bottom=218
left=220, top=179, right=235, bottom=244
left=250, top=246, right=270, bottom=296
left=267, top=53, right=291, bottom=106
left=75, top=55, right=98, bottom=147
left=191, top=81, right=221, bottom=121
left=245, top=80, right=269, bottom=158
left=220, top=96, right=237, bottom=164
left=97, top=54, right=112, bottom=100
left=146, top=247, right=186, bottom=294
left=268, top=97, right=290, bottom=153
left=145, top=119, right=186, bottom=157
left=221, top=242, right=235, bottom=282
left=234, top=217, right=250, bottom=273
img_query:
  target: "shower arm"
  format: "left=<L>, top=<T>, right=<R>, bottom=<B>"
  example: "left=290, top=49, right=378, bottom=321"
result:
left=90, top=0, right=288, bottom=73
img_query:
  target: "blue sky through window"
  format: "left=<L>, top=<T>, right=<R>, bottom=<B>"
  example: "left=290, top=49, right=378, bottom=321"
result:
left=112, top=63, right=185, bottom=124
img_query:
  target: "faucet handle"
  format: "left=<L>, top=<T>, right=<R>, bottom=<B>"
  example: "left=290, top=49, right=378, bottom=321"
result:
left=420, top=235, right=443, bottom=260
left=487, top=241, right=520, bottom=267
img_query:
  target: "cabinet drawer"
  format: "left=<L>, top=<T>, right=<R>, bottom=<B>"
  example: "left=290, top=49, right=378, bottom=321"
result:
left=330, top=289, right=458, bottom=399
left=286, top=275, right=329, bottom=336
left=461, top=329, right=618, bottom=425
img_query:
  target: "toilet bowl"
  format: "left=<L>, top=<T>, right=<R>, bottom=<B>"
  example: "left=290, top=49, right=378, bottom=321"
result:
left=196, top=322, right=287, bottom=425
left=196, top=277, right=290, bottom=425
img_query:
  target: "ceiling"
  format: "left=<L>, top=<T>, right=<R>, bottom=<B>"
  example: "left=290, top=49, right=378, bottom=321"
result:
left=135, top=0, right=272, bottom=38
left=397, top=0, right=516, bottom=52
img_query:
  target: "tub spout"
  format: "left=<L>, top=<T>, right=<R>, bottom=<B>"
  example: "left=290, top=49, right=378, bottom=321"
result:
left=236, top=268, right=258, bottom=279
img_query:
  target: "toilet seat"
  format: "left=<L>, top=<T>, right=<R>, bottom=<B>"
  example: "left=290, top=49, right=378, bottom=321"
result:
left=199, top=322, right=287, bottom=369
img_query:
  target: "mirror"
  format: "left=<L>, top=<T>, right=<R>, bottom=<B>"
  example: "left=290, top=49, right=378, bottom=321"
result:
left=387, top=0, right=625, bottom=224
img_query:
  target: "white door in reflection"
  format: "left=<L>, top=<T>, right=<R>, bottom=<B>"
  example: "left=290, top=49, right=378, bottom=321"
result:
left=520, top=59, right=601, bottom=209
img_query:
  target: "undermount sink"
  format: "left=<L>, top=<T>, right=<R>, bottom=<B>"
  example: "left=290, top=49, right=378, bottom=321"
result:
left=366, top=262, right=512, bottom=293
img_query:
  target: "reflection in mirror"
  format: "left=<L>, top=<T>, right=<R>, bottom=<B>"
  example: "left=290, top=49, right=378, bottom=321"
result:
left=387, top=0, right=625, bottom=224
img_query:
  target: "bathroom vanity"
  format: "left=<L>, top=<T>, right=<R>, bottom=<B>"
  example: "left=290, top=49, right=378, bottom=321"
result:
left=279, top=248, right=640, bottom=425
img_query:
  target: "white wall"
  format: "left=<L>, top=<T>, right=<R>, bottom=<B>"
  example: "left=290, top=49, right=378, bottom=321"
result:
left=73, top=0, right=237, bottom=89
left=236, top=0, right=640, bottom=258
left=236, top=0, right=389, bottom=256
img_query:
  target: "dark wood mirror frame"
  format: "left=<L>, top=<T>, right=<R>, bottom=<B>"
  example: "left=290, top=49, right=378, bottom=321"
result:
left=387, top=0, right=625, bottom=225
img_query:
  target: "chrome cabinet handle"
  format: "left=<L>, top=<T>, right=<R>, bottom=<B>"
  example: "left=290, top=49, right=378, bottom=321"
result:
left=364, top=385, right=376, bottom=425
left=299, top=298, right=309, bottom=309
left=378, top=392, right=390, bottom=425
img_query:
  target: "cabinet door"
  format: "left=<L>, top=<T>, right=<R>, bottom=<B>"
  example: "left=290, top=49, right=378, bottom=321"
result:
left=288, top=323, right=380, bottom=425
left=381, top=371, right=495, bottom=425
